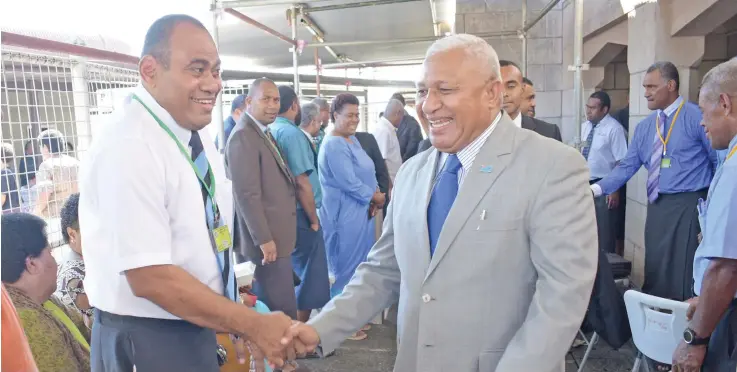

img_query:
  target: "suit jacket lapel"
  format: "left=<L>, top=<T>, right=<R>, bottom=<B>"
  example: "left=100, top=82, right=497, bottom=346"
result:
left=424, top=117, right=516, bottom=281
left=413, top=149, right=439, bottom=274
left=246, top=117, right=294, bottom=183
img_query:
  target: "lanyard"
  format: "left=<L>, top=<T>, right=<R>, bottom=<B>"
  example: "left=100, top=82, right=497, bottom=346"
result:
left=656, top=100, right=685, bottom=156
left=131, top=95, right=219, bottom=216
left=43, top=300, right=90, bottom=352
left=727, top=145, right=737, bottom=161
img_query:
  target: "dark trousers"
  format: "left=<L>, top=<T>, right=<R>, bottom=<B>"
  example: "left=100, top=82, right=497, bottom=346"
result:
left=703, top=300, right=737, bottom=372
left=91, top=310, right=219, bottom=372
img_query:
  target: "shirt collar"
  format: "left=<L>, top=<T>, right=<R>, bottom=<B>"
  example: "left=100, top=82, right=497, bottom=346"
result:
left=511, top=112, right=522, bottom=128
left=729, top=134, right=737, bottom=155
left=133, top=85, right=192, bottom=145
left=449, top=111, right=503, bottom=170
left=300, top=128, right=314, bottom=141
left=659, top=96, right=684, bottom=117
left=380, top=117, right=397, bottom=131
left=246, top=112, right=268, bottom=132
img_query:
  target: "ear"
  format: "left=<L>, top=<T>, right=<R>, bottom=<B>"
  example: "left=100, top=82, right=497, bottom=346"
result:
left=487, top=79, right=503, bottom=109
left=721, top=93, right=733, bottom=115
left=25, top=255, right=41, bottom=275
left=139, top=55, right=158, bottom=87
left=667, top=80, right=677, bottom=93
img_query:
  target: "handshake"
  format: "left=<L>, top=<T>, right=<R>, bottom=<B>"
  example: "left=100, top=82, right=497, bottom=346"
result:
left=241, top=311, right=322, bottom=371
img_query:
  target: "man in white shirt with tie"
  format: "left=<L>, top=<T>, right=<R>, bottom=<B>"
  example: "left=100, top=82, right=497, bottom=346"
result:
left=371, top=99, right=404, bottom=183
left=580, top=91, right=628, bottom=255
left=80, top=15, right=294, bottom=371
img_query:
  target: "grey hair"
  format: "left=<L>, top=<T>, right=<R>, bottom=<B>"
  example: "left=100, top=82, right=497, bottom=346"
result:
left=311, top=97, right=329, bottom=110
left=425, top=34, right=501, bottom=81
left=384, top=99, right=404, bottom=117
left=700, top=59, right=737, bottom=103
left=647, top=61, right=680, bottom=90
left=300, top=102, right=321, bottom=127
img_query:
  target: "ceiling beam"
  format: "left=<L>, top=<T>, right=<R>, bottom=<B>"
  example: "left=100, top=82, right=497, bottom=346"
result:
left=221, top=70, right=415, bottom=88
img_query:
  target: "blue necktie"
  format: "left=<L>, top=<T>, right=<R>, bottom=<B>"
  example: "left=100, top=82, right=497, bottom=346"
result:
left=190, top=131, right=236, bottom=302
left=581, top=123, right=597, bottom=160
left=427, top=154, right=462, bottom=256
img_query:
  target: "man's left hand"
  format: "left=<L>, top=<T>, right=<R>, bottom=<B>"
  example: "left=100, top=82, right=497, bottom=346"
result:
left=672, top=341, right=706, bottom=372
left=607, top=190, right=620, bottom=209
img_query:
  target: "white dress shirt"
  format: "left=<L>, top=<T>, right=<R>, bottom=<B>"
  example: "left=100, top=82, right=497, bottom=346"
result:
left=371, top=117, right=403, bottom=182
left=510, top=112, right=522, bottom=128
left=437, top=112, right=502, bottom=186
left=580, top=114, right=628, bottom=180
left=79, top=86, right=228, bottom=319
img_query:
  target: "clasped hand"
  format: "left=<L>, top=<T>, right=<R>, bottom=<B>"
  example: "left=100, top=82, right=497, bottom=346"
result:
left=246, top=314, right=321, bottom=372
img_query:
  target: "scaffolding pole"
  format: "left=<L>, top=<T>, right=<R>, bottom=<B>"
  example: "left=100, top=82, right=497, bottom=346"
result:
left=572, top=0, right=585, bottom=147
left=291, top=5, right=301, bottom=95
left=521, top=0, right=528, bottom=75
left=212, top=2, right=226, bottom=153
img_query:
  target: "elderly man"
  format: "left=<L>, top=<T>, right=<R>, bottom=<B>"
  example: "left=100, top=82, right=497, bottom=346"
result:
left=311, top=98, right=330, bottom=151
left=671, top=59, right=737, bottom=372
left=371, top=99, right=404, bottom=183
left=289, top=34, right=598, bottom=371
left=270, top=96, right=331, bottom=324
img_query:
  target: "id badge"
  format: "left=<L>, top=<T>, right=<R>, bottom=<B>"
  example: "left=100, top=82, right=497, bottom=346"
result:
left=661, top=157, right=672, bottom=168
left=211, top=225, right=232, bottom=253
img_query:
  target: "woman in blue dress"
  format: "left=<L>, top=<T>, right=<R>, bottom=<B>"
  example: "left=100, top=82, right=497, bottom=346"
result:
left=318, top=93, right=385, bottom=340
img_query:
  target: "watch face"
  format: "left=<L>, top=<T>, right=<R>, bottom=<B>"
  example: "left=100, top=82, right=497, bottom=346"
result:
left=684, top=329, right=694, bottom=343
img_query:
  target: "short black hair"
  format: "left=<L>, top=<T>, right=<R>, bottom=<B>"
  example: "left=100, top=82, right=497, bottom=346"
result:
left=390, top=92, right=406, bottom=106
left=330, top=93, right=361, bottom=123
left=39, top=130, right=64, bottom=154
left=647, top=61, right=680, bottom=90
left=278, top=85, right=298, bottom=115
left=141, top=14, right=208, bottom=68
left=589, top=91, right=611, bottom=112
left=60, top=193, right=80, bottom=244
left=1, top=213, right=48, bottom=283
left=522, top=77, right=533, bottom=86
left=499, top=60, right=521, bottom=71
left=247, top=78, right=275, bottom=98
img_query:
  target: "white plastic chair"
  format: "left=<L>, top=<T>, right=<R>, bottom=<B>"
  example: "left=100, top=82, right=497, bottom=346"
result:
left=624, top=290, right=690, bottom=370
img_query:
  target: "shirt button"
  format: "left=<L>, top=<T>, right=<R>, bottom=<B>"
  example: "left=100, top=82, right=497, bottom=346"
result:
left=422, top=294, right=432, bottom=303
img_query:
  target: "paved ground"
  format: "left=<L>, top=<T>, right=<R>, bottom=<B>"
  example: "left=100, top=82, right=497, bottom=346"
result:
left=298, top=324, right=642, bottom=372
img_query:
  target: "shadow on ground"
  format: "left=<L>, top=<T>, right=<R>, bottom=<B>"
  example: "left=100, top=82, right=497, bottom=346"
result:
left=298, top=325, right=638, bottom=372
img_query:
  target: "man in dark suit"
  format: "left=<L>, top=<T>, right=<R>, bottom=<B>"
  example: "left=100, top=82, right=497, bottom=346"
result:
left=354, top=132, right=391, bottom=202
left=500, top=60, right=562, bottom=141
left=225, top=78, right=299, bottom=319
left=391, top=93, right=424, bottom=162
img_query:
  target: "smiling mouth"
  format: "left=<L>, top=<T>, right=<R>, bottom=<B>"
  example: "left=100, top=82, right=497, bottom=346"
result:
left=192, top=98, right=215, bottom=105
left=428, top=118, right=452, bottom=129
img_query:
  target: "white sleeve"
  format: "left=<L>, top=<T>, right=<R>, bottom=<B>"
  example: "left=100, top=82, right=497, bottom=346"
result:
left=93, top=139, right=173, bottom=273
left=610, top=124, right=629, bottom=162
left=372, top=128, right=390, bottom=159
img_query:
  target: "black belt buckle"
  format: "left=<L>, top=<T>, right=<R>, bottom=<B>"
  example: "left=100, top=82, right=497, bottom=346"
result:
left=217, top=344, right=228, bottom=366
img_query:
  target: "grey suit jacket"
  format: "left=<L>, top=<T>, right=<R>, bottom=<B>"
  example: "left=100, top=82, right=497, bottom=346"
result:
left=225, top=114, right=297, bottom=261
left=522, top=115, right=562, bottom=141
left=309, top=113, right=598, bottom=371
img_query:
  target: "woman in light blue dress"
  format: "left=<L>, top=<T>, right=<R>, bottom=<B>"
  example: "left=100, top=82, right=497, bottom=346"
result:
left=318, top=93, right=385, bottom=340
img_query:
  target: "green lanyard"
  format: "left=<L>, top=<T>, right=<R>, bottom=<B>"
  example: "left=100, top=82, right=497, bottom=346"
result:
left=131, top=95, right=219, bottom=217
left=43, top=300, right=90, bottom=352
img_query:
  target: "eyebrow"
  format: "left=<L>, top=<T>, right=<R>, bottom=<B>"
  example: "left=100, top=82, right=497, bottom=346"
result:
left=188, top=58, right=221, bottom=68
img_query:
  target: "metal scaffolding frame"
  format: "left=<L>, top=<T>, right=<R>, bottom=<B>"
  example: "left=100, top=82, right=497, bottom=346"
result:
left=210, top=0, right=586, bottom=133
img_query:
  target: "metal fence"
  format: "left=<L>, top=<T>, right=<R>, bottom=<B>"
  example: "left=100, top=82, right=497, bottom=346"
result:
left=1, top=50, right=139, bottom=247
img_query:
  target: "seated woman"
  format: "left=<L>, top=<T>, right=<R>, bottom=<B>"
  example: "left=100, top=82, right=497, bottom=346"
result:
left=54, top=193, right=93, bottom=327
left=1, top=212, right=90, bottom=371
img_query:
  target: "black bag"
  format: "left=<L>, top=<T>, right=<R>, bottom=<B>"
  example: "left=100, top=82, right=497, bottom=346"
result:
left=582, top=250, right=632, bottom=349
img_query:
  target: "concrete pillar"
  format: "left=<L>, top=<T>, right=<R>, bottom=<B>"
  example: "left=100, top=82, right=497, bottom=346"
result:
left=624, top=2, right=705, bottom=285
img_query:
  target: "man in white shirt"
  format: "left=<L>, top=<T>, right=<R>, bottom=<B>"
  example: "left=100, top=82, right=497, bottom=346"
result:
left=371, top=99, right=404, bottom=183
left=580, top=91, right=628, bottom=254
left=79, top=15, right=294, bottom=372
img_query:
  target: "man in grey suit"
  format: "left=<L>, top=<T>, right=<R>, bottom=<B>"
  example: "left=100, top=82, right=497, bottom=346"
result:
left=289, top=34, right=598, bottom=371
left=225, top=78, right=299, bottom=320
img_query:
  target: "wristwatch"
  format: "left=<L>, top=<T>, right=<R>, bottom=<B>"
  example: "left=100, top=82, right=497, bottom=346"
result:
left=683, top=328, right=710, bottom=346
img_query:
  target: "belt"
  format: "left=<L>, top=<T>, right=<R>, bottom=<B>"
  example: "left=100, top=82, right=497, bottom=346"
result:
left=589, top=178, right=602, bottom=185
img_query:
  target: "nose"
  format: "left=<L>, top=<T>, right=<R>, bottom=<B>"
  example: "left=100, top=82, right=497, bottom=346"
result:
left=201, top=73, right=222, bottom=95
left=422, top=89, right=442, bottom=116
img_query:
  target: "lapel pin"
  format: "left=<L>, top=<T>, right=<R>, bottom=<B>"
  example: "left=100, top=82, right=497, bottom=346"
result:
left=480, top=165, right=493, bottom=173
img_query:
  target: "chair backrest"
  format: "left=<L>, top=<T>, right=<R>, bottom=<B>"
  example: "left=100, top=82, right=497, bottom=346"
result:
left=623, top=290, right=690, bottom=363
